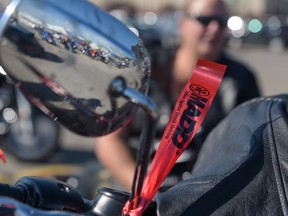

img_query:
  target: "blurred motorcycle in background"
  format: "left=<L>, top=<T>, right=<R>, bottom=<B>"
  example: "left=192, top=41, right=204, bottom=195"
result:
left=0, top=71, right=59, bottom=162
left=0, top=5, right=60, bottom=162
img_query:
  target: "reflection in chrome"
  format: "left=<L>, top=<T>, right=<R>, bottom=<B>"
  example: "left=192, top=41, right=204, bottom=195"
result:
left=0, top=0, right=151, bottom=136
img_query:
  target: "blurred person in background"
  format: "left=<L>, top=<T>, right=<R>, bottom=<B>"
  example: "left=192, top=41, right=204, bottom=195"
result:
left=171, top=0, right=261, bottom=163
left=94, top=0, right=261, bottom=191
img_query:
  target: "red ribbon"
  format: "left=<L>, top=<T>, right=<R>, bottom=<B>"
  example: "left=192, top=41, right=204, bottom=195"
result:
left=123, top=59, right=227, bottom=215
left=0, top=148, right=6, bottom=163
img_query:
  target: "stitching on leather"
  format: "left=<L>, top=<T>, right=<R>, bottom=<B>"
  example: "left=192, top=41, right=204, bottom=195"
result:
left=235, top=96, right=285, bottom=112
left=267, top=99, right=288, bottom=216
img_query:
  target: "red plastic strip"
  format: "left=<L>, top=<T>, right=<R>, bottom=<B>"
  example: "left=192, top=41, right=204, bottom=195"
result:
left=123, top=59, right=227, bottom=215
left=0, top=148, right=6, bottom=163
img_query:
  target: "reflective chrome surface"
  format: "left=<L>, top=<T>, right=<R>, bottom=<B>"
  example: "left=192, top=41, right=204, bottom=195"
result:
left=0, top=0, right=150, bottom=136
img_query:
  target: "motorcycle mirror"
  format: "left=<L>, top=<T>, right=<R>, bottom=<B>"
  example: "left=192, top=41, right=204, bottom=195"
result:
left=0, top=0, right=151, bottom=136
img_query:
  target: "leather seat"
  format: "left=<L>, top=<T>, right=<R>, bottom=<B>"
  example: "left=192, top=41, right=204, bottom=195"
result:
left=156, top=94, right=288, bottom=216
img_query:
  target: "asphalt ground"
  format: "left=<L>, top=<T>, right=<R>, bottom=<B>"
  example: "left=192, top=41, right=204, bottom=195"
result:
left=228, top=46, right=288, bottom=97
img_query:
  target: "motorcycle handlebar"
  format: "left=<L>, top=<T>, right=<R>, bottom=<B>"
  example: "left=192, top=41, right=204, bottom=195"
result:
left=0, top=176, right=139, bottom=216
left=0, top=176, right=86, bottom=213
left=0, top=183, right=23, bottom=201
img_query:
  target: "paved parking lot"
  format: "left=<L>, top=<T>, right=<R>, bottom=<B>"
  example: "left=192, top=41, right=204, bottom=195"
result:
left=228, top=46, right=288, bottom=97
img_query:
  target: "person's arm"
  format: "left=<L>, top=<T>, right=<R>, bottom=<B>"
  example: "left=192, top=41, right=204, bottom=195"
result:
left=171, top=18, right=198, bottom=100
left=94, top=126, right=135, bottom=191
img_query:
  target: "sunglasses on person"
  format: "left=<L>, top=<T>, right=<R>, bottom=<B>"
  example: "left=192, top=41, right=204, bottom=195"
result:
left=185, top=13, right=228, bottom=28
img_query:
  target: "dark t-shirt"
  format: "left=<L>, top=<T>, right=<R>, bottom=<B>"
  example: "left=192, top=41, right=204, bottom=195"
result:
left=199, top=52, right=261, bottom=142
